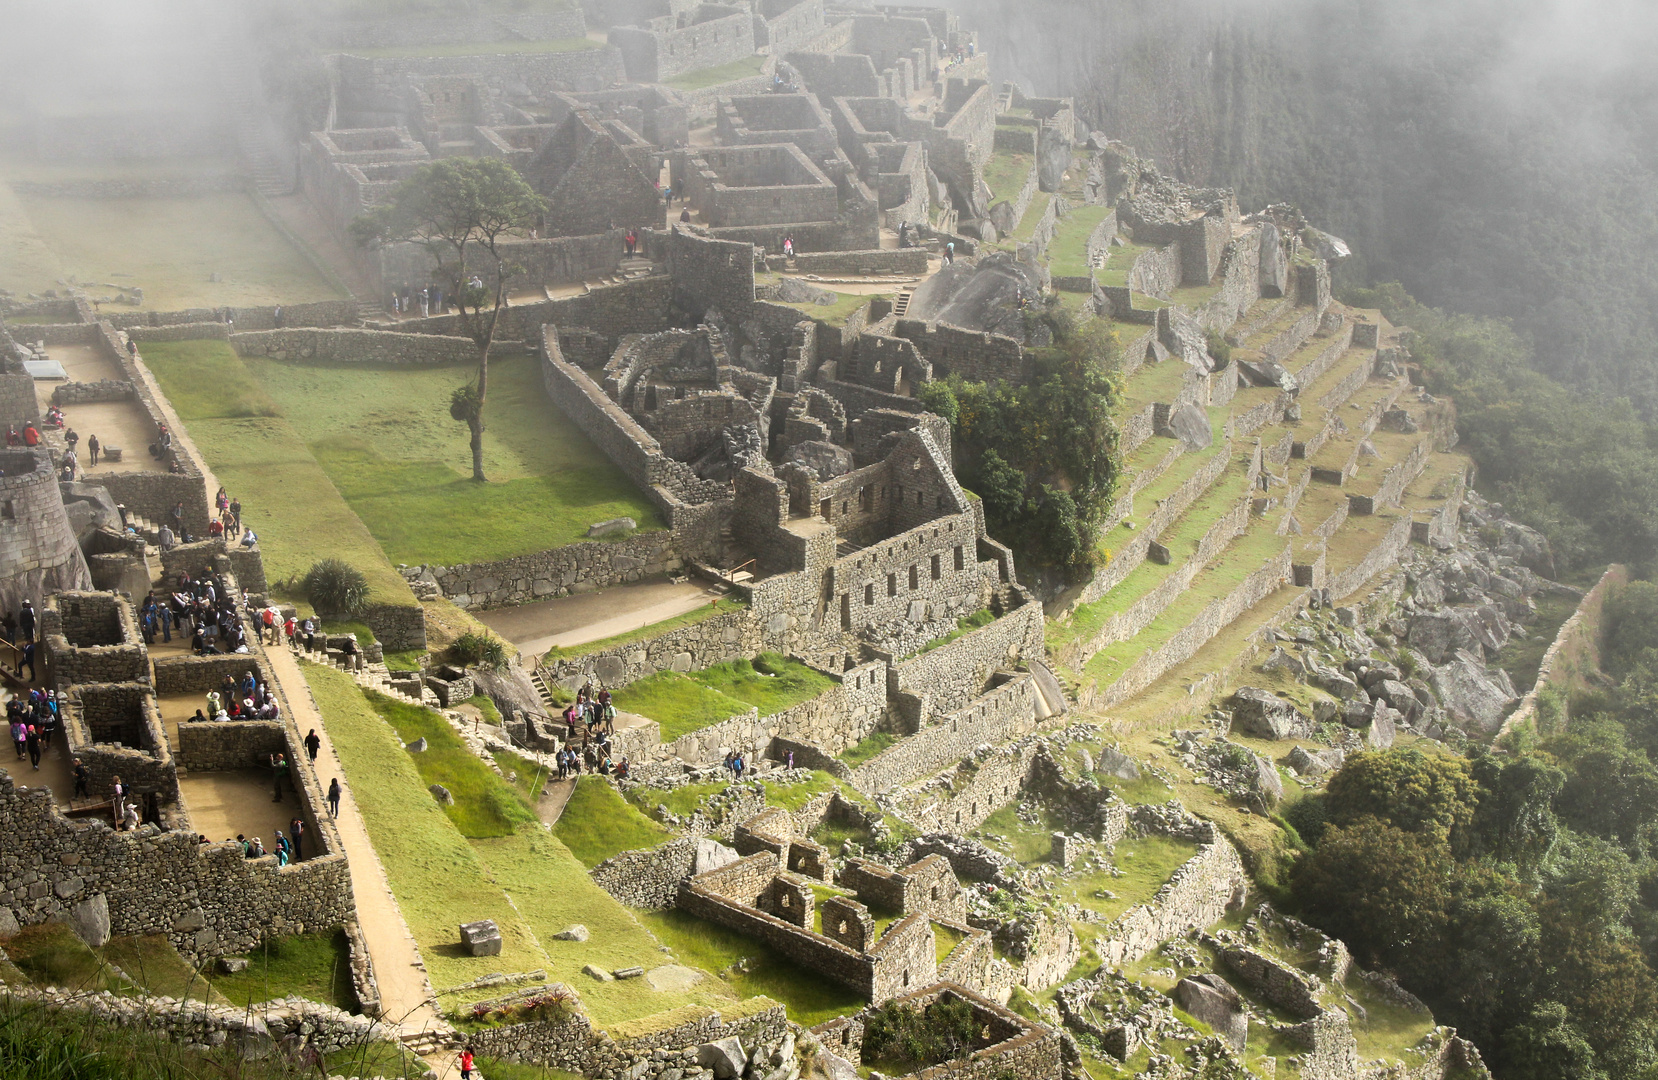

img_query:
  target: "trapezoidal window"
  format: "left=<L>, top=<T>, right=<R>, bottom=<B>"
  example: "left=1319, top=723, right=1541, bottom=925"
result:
left=954, top=545, right=965, bottom=571
left=865, top=583, right=874, bottom=605
left=887, top=573, right=897, bottom=597
left=0, top=500, right=12, bottom=521
left=909, top=565, right=919, bottom=590
left=931, top=553, right=941, bottom=580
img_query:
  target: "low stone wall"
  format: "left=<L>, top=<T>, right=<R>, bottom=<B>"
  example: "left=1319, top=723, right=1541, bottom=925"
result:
left=891, top=602, right=1045, bottom=716
left=1499, top=563, right=1629, bottom=739
left=0, top=771, right=353, bottom=961
left=851, top=673, right=1037, bottom=797
left=127, top=323, right=231, bottom=343
left=768, top=659, right=888, bottom=756
left=104, top=301, right=360, bottom=331
left=467, top=998, right=789, bottom=1079
left=51, top=380, right=134, bottom=405
left=661, top=706, right=764, bottom=765
left=230, top=328, right=478, bottom=365
left=153, top=654, right=268, bottom=695
left=417, top=531, right=678, bottom=610
left=540, top=607, right=757, bottom=690
left=589, top=836, right=697, bottom=910
left=766, top=249, right=930, bottom=275
left=1094, top=822, right=1247, bottom=967
left=1327, top=515, right=1413, bottom=601
left=176, top=720, right=288, bottom=773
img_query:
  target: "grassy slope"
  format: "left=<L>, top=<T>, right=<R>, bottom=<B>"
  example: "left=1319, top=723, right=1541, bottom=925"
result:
left=552, top=775, right=672, bottom=868
left=306, top=664, right=728, bottom=1023
left=245, top=355, right=662, bottom=564
left=611, top=671, right=751, bottom=741
left=688, top=655, right=835, bottom=718
left=664, top=54, right=766, bottom=90
left=366, top=690, right=537, bottom=838
left=1048, top=206, right=1112, bottom=279
left=142, top=340, right=416, bottom=608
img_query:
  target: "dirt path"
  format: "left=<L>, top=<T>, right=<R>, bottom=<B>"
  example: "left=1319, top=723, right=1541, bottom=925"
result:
left=475, top=578, right=722, bottom=661
left=265, top=645, right=448, bottom=1039
left=537, top=776, right=577, bottom=827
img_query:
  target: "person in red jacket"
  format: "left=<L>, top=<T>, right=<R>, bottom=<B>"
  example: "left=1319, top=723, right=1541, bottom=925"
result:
left=21, top=424, right=39, bottom=447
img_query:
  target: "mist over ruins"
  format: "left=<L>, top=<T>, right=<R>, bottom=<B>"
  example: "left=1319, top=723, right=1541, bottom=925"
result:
left=0, top=1, right=1651, bottom=1078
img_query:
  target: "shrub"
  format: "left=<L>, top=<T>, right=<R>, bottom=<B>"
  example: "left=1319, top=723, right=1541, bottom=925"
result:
left=862, top=996, right=981, bottom=1068
left=304, top=559, right=370, bottom=617
left=1204, top=329, right=1232, bottom=367
left=450, top=631, right=509, bottom=671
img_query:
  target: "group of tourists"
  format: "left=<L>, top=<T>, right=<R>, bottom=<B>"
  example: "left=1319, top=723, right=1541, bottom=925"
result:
left=141, top=562, right=256, bottom=657
left=7, top=688, right=57, bottom=770
left=391, top=281, right=448, bottom=318
left=187, top=669, right=280, bottom=724
left=229, top=812, right=307, bottom=866
left=555, top=682, right=629, bottom=778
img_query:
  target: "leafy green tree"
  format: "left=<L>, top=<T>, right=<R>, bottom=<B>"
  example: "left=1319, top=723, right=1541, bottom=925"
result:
left=1323, top=748, right=1479, bottom=841
left=302, top=558, right=369, bottom=617
left=1501, top=1002, right=1607, bottom=1080
left=1546, top=723, right=1658, bottom=845
left=351, top=158, right=545, bottom=482
left=1466, top=753, right=1564, bottom=869
left=1606, top=583, right=1658, bottom=679
left=970, top=449, right=1025, bottom=524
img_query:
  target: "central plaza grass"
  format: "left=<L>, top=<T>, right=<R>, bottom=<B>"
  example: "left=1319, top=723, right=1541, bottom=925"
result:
left=12, top=193, right=346, bottom=310
left=141, top=340, right=417, bottom=609
left=243, top=354, right=662, bottom=565
left=306, top=664, right=731, bottom=1023
left=688, top=654, right=835, bottom=717
left=611, top=670, right=752, bottom=741
left=367, top=690, right=537, bottom=838
left=206, top=930, right=358, bottom=1012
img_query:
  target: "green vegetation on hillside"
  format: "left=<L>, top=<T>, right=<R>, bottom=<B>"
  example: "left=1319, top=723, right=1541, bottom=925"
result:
left=611, top=671, right=751, bottom=741
left=664, top=55, right=766, bottom=91
left=688, top=654, right=836, bottom=717
left=917, top=301, right=1122, bottom=574
left=552, top=776, right=672, bottom=867
left=367, top=690, right=537, bottom=837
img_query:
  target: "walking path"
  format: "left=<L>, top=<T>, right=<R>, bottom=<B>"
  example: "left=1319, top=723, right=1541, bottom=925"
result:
left=128, top=340, right=449, bottom=1047
left=475, top=578, right=721, bottom=661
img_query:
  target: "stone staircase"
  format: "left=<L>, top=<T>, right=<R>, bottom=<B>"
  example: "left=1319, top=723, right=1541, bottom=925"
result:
left=210, top=36, right=293, bottom=197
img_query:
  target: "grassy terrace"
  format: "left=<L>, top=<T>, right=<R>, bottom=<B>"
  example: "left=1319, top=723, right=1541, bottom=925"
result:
left=1238, top=305, right=1309, bottom=353
left=552, top=775, right=673, bottom=867
left=1095, top=240, right=1156, bottom=289
left=1008, top=190, right=1053, bottom=244
left=1116, top=412, right=1230, bottom=526
left=1048, top=206, right=1113, bottom=279
left=306, top=663, right=731, bottom=1023
left=777, top=289, right=874, bottom=327
left=838, top=730, right=897, bottom=767
left=981, top=149, right=1033, bottom=202
left=613, top=654, right=834, bottom=741
left=544, top=597, right=745, bottom=663
left=665, top=54, right=766, bottom=90
left=1052, top=463, right=1254, bottom=655
left=1115, top=354, right=1191, bottom=417
left=1081, top=525, right=1290, bottom=687
left=342, top=37, right=600, bottom=57
left=143, top=340, right=417, bottom=609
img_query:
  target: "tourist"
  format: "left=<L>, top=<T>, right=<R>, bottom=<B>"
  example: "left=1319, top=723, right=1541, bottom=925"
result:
left=419, top=287, right=430, bottom=318
left=122, top=802, right=140, bottom=831
left=249, top=836, right=266, bottom=858
left=275, top=832, right=290, bottom=867
left=18, top=640, right=34, bottom=682
left=40, top=705, right=56, bottom=747
left=19, top=599, right=34, bottom=643
left=624, top=229, right=636, bottom=256
left=304, top=728, right=321, bottom=763
left=111, top=775, right=126, bottom=823
left=229, top=497, right=241, bottom=535
left=327, top=778, right=341, bottom=818
left=241, top=529, right=257, bottom=548
left=10, top=716, right=25, bottom=760
left=21, top=423, right=39, bottom=447
left=157, top=599, right=172, bottom=643
left=64, top=428, right=78, bottom=455
left=72, top=759, right=88, bottom=799
left=459, top=1046, right=476, bottom=1080
left=271, top=752, right=289, bottom=802
left=614, top=757, right=629, bottom=780
left=290, top=817, right=305, bottom=860
left=25, top=725, right=39, bottom=770
left=944, top=241, right=955, bottom=265
left=786, top=750, right=794, bottom=771
left=783, top=235, right=794, bottom=258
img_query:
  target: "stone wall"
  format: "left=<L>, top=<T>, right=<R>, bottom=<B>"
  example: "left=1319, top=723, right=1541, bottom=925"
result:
left=851, top=673, right=1037, bottom=796
left=103, top=301, right=361, bottom=331
left=893, top=319, right=1031, bottom=386
left=890, top=600, right=1045, bottom=715
left=610, top=8, right=755, bottom=83
left=0, top=771, right=353, bottom=961
left=1086, top=542, right=1292, bottom=710
left=51, top=380, right=134, bottom=405
left=589, top=835, right=697, bottom=909
left=417, top=531, right=678, bottom=609
left=1094, top=821, right=1247, bottom=967
left=541, top=607, right=758, bottom=689
left=765, top=249, right=930, bottom=275
left=335, top=49, right=626, bottom=118
left=230, top=328, right=478, bottom=365
left=176, top=720, right=288, bottom=773
left=152, top=654, right=268, bottom=695
left=127, top=323, right=231, bottom=344
left=1499, top=562, right=1629, bottom=740
left=0, top=449, right=94, bottom=617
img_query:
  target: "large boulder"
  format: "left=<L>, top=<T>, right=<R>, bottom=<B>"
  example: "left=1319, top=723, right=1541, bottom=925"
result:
left=698, top=1037, right=748, bottom=1080
left=1175, top=974, right=1249, bottom=1049
left=1365, top=703, right=1398, bottom=748
left=1097, top=747, right=1141, bottom=781
left=1229, top=688, right=1309, bottom=741
left=1251, top=752, right=1284, bottom=807
left=1238, top=359, right=1298, bottom=393
left=1164, top=401, right=1213, bottom=450
left=1371, top=679, right=1423, bottom=724
left=1288, top=745, right=1345, bottom=777
left=1429, top=654, right=1519, bottom=734
left=784, top=440, right=854, bottom=481
left=692, top=839, right=739, bottom=876
left=71, top=893, right=110, bottom=948
left=773, top=276, right=838, bottom=306
left=459, top=920, right=502, bottom=957
left=1494, top=519, right=1555, bottom=578
left=1162, top=308, right=1213, bottom=371
left=1308, top=664, right=1363, bottom=701
left=1258, top=221, right=1289, bottom=298
left=1407, top=609, right=1482, bottom=664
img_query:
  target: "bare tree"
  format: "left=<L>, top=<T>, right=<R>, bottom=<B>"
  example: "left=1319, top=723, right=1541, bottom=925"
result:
left=351, top=157, right=545, bottom=482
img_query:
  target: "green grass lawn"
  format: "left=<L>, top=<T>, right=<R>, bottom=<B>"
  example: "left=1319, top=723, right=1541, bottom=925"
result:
left=1055, top=835, right=1200, bottom=926
left=552, top=775, right=672, bottom=867
left=142, top=340, right=418, bottom=609
left=101, top=935, right=221, bottom=1003
left=243, top=354, right=662, bottom=565
left=636, top=909, right=863, bottom=1027
left=933, top=921, right=966, bottom=965
left=306, top=664, right=728, bottom=1023
left=664, top=54, right=767, bottom=91
left=973, top=802, right=1065, bottom=865
left=839, top=731, right=897, bottom=767
left=206, top=930, right=358, bottom=1012
left=910, top=607, right=996, bottom=657
left=688, top=654, right=834, bottom=717
left=1048, top=206, right=1113, bottom=279
left=4, top=924, right=128, bottom=994
left=982, top=149, right=1033, bottom=202
left=366, top=690, right=537, bottom=838
left=762, top=769, right=841, bottom=812
left=626, top=780, right=728, bottom=820
left=778, top=290, right=875, bottom=327
left=544, top=597, right=745, bottom=664
left=344, top=37, right=599, bottom=57
left=612, top=671, right=751, bottom=742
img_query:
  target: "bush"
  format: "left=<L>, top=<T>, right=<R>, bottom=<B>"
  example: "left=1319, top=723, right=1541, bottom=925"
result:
left=450, top=631, right=509, bottom=671
left=304, top=559, right=370, bottom=617
left=862, top=996, right=981, bottom=1069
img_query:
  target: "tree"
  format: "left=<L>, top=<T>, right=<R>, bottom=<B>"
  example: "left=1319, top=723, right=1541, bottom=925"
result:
left=1324, top=748, right=1479, bottom=841
left=1466, top=754, right=1564, bottom=870
left=1501, top=1002, right=1607, bottom=1080
left=350, top=158, right=545, bottom=482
